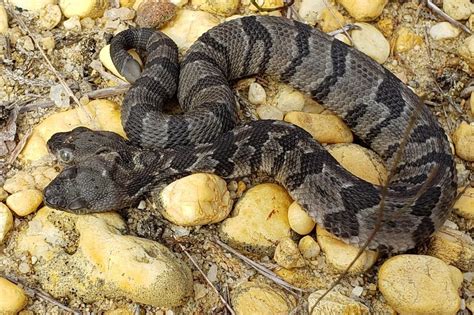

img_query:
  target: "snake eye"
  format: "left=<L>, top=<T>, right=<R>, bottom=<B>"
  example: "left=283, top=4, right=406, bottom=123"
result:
left=58, top=148, right=74, bottom=163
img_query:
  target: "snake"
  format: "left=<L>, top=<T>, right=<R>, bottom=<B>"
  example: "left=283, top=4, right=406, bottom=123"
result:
left=43, top=15, right=457, bottom=252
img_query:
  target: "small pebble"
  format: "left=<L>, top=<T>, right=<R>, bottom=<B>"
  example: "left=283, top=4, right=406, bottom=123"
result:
left=429, top=22, right=461, bottom=40
left=458, top=35, right=474, bottom=70
left=104, top=7, right=135, bottom=21
left=443, top=0, right=474, bottom=21
left=275, top=85, right=305, bottom=112
left=136, top=0, right=176, bottom=28
left=0, top=188, right=7, bottom=202
left=0, top=277, right=27, bottom=314
left=427, top=227, right=473, bottom=271
left=7, top=0, right=56, bottom=11
left=0, top=5, right=8, bottom=34
left=40, top=36, right=56, bottom=51
left=274, top=237, right=306, bottom=269
left=3, top=172, right=35, bottom=194
left=336, top=0, right=387, bottom=21
left=298, top=0, right=328, bottom=25
left=206, top=263, right=218, bottom=282
left=18, top=262, right=31, bottom=274
left=394, top=27, right=423, bottom=53
left=19, top=36, right=35, bottom=51
left=287, top=201, right=315, bottom=235
left=59, top=0, right=108, bottom=18
left=452, top=122, right=474, bottom=161
left=351, top=286, right=364, bottom=297
left=308, top=290, right=369, bottom=314
left=0, top=203, right=13, bottom=243
left=298, top=235, right=320, bottom=259
left=63, top=16, right=82, bottom=31
left=6, top=189, right=43, bottom=216
left=256, top=105, right=284, bottom=120
left=192, top=0, right=239, bottom=16
left=49, top=84, right=70, bottom=107
left=39, top=4, right=62, bottom=30
left=454, top=187, right=474, bottom=220
left=351, top=22, right=390, bottom=64
left=319, top=8, right=345, bottom=33
left=248, top=82, right=266, bottom=105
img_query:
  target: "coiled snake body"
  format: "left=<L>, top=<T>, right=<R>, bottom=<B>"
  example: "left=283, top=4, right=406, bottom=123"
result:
left=44, top=16, right=457, bottom=252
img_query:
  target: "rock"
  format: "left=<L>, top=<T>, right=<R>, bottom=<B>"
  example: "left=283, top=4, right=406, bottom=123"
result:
left=0, top=5, right=8, bottom=34
left=0, top=188, right=7, bottom=202
left=452, top=122, right=474, bottom=161
left=454, top=187, right=474, bottom=220
left=62, top=16, right=81, bottom=31
left=377, top=17, right=394, bottom=37
left=104, top=7, right=135, bottom=21
left=256, top=105, right=284, bottom=120
left=458, top=35, right=474, bottom=69
left=319, top=8, right=345, bottom=33
left=443, top=0, right=474, bottom=21
left=231, top=281, right=296, bottom=314
left=161, top=9, right=219, bottom=51
left=275, top=85, right=305, bottom=113
left=302, top=98, right=325, bottom=114
left=298, top=0, right=328, bottom=25
left=284, top=112, right=353, bottom=144
left=3, top=171, right=35, bottom=194
left=0, top=277, right=27, bottom=314
left=394, top=27, right=423, bottom=53
left=220, top=184, right=292, bottom=254
left=32, top=166, right=59, bottom=191
left=298, top=235, right=320, bottom=259
left=429, top=22, right=461, bottom=40
left=136, top=0, right=176, bottom=28
left=427, top=227, right=474, bottom=271
left=317, top=226, right=378, bottom=273
left=99, top=44, right=142, bottom=82
left=49, top=84, right=70, bottom=107
left=6, top=189, right=43, bottom=216
left=378, top=255, right=462, bottom=315
left=121, top=0, right=136, bottom=7
left=248, top=0, right=283, bottom=11
left=248, top=82, right=266, bottom=105
left=40, top=36, right=56, bottom=51
left=17, top=207, right=193, bottom=307
left=274, top=237, right=305, bottom=269
left=21, top=100, right=125, bottom=161
left=6, top=0, right=56, bottom=11
left=351, top=22, right=390, bottom=64
left=308, top=290, right=369, bottom=314
left=160, top=173, right=232, bottom=226
left=192, top=0, right=238, bottom=16
left=59, top=0, right=108, bottom=18
left=287, top=201, right=315, bottom=235
left=0, top=203, right=13, bottom=243
left=275, top=267, right=325, bottom=289
left=327, top=143, right=387, bottom=185
left=336, top=0, right=387, bottom=21
left=39, top=4, right=62, bottom=30
left=471, top=92, right=474, bottom=115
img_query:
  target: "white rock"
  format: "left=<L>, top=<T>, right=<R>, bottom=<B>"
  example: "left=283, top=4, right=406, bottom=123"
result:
left=275, top=85, right=305, bottom=112
left=248, top=82, right=266, bottom=105
left=0, top=203, right=13, bottom=243
left=287, top=201, right=315, bottom=235
left=298, top=235, right=320, bottom=259
left=39, top=4, right=62, bottom=30
left=298, top=0, right=329, bottom=25
left=351, top=22, right=390, bottom=64
left=7, top=0, right=56, bottom=11
left=308, top=290, right=370, bottom=314
left=104, top=7, right=135, bottom=21
left=443, top=0, right=474, bottom=21
left=62, top=16, right=81, bottom=31
left=256, top=105, right=284, bottom=120
left=429, top=22, right=461, bottom=40
left=49, top=84, right=70, bottom=107
left=160, top=173, right=233, bottom=226
left=59, top=0, right=108, bottom=18
left=0, top=5, right=8, bottom=34
left=3, top=171, right=35, bottom=194
left=161, top=9, right=219, bottom=51
left=336, top=0, right=387, bottom=21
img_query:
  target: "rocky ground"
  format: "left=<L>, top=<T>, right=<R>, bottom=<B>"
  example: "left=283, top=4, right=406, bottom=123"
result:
left=0, top=0, right=473, bottom=314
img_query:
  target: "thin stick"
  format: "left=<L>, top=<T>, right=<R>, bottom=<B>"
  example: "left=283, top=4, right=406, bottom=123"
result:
left=214, top=239, right=305, bottom=294
left=177, top=242, right=236, bottom=315
left=426, top=0, right=472, bottom=35
left=2, top=274, right=81, bottom=315
left=7, top=128, right=31, bottom=164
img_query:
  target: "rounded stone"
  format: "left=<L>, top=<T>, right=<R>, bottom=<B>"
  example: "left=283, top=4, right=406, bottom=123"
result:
left=298, top=235, right=320, bottom=259
left=458, top=35, right=474, bottom=70
left=454, top=187, right=474, bottom=219
left=429, top=22, right=462, bottom=40
left=287, top=201, right=315, bottom=235
left=3, top=171, right=36, bottom=194
left=0, top=277, right=27, bottom=313
left=256, top=105, right=284, bottom=120
left=6, top=189, right=43, bottom=216
left=59, top=0, right=108, bottom=18
left=135, top=0, right=177, bottom=28
left=452, top=122, right=474, bottom=161
left=191, top=0, right=239, bottom=16
left=308, top=290, right=369, bottom=314
left=427, top=227, right=474, bottom=271
left=378, top=255, right=462, bottom=315
left=275, top=85, right=305, bottom=113
left=0, top=5, right=8, bottom=34
left=0, top=203, right=13, bottom=243
left=248, top=82, right=267, bottom=105
left=160, top=173, right=232, bottom=226
left=274, top=237, right=306, bottom=269
left=336, top=0, right=387, bottom=21
left=394, top=27, right=423, bottom=52
left=351, top=22, right=390, bottom=64
left=443, top=0, right=474, bottom=21
left=7, top=0, right=56, bottom=11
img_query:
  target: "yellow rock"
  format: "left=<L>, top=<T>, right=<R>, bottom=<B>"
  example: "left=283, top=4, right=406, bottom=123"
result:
left=6, top=189, right=43, bottom=216
left=0, top=203, right=13, bottom=243
left=6, top=0, right=56, bottom=11
left=298, top=235, right=320, bottom=259
left=308, top=290, right=369, bottom=314
left=351, top=22, right=390, bottom=64
left=256, top=104, right=284, bottom=120
left=220, top=184, right=292, bottom=254
left=319, top=7, right=345, bottom=33
left=470, top=92, right=474, bottom=115
left=16, top=206, right=193, bottom=307
left=274, top=237, right=305, bottom=269
left=231, top=281, right=296, bottom=314
left=377, top=17, right=394, bottom=37
left=452, top=122, right=474, bottom=161
left=443, top=0, right=474, bottom=21
left=394, top=27, right=423, bottom=53
left=427, top=227, right=474, bottom=271
left=3, top=171, right=36, bottom=194
left=275, top=84, right=305, bottom=113
left=21, top=100, right=125, bottom=161
left=379, top=255, right=462, bottom=315
left=248, top=82, right=267, bottom=105
left=287, top=201, right=315, bottom=235
left=248, top=0, right=284, bottom=11
left=458, top=35, right=474, bottom=70
left=336, top=0, right=387, bottom=21
left=454, top=187, right=474, bottom=219
left=160, top=173, right=232, bottom=226
left=327, top=143, right=387, bottom=185
left=284, top=111, right=353, bottom=144
left=99, top=44, right=143, bottom=82
left=0, top=5, right=8, bottom=34
left=191, top=0, right=238, bottom=16
left=104, top=308, right=133, bottom=315
left=59, top=0, right=108, bottom=18
left=161, top=9, right=219, bottom=51
left=0, top=277, right=27, bottom=313
left=120, top=0, right=136, bottom=7
left=39, top=4, right=62, bottom=30
left=316, top=226, right=378, bottom=274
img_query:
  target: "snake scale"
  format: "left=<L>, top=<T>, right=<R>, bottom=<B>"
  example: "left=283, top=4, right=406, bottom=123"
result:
left=44, top=16, right=457, bottom=252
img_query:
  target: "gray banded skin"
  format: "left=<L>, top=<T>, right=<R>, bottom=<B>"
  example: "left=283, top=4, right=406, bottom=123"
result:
left=44, top=16, right=457, bottom=252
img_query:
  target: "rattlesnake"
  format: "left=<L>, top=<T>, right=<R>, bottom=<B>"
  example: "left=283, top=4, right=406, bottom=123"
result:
left=44, top=16, right=457, bottom=252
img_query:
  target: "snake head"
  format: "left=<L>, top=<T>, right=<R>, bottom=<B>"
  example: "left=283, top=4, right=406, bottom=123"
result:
left=44, top=151, right=138, bottom=214
left=47, top=127, right=130, bottom=165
